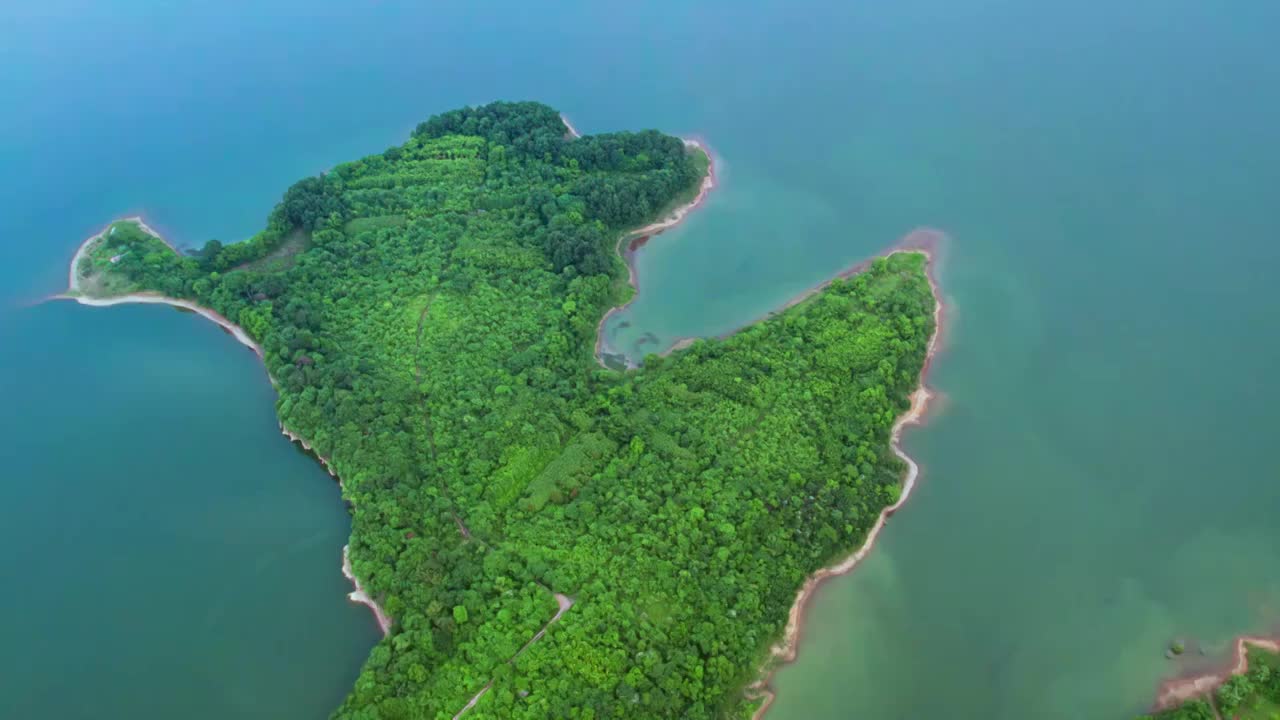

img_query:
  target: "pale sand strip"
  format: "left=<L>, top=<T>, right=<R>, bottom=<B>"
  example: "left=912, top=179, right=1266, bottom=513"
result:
left=343, top=544, right=393, bottom=636
left=560, top=114, right=582, bottom=139
left=59, top=292, right=263, bottom=357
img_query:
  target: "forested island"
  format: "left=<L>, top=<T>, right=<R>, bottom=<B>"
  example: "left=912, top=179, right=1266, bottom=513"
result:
left=63, top=101, right=938, bottom=719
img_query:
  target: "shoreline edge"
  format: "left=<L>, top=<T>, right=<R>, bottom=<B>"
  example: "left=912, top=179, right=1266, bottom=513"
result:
left=568, top=114, right=718, bottom=369
left=52, top=216, right=393, bottom=637
left=1153, top=635, right=1280, bottom=712
left=745, top=230, right=947, bottom=720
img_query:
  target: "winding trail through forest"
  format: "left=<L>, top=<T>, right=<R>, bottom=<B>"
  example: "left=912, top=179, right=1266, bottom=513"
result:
left=451, top=593, right=576, bottom=719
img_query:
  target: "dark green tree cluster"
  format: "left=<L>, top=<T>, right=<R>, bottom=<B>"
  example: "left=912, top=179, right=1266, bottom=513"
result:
left=413, top=101, right=567, bottom=160
left=84, top=101, right=935, bottom=719
left=276, top=175, right=349, bottom=232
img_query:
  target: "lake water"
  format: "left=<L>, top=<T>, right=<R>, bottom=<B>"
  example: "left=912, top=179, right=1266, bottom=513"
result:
left=3, top=1, right=1278, bottom=718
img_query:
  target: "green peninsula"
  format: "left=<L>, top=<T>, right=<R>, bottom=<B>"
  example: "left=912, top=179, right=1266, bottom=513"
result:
left=72, top=102, right=936, bottom=719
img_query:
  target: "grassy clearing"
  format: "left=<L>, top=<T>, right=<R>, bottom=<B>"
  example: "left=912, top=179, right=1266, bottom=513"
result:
left=232, top=228, right=311, bottom=273
left=344, top=214, right=408, bottom=237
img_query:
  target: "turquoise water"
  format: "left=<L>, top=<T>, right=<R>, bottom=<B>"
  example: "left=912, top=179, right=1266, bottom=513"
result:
left=0, top=304, right=376, bottom=718
left=3, top=1, right=1279, bottom=718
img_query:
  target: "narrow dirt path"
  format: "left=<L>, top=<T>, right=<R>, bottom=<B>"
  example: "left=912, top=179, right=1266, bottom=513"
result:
left=452, top=593, right=575, bottom=719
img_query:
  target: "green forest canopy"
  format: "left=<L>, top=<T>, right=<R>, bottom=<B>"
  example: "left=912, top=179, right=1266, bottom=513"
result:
left=81, top=101, right=936, bottom=719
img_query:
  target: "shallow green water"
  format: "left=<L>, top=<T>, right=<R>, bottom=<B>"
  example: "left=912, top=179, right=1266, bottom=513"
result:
left=3, top=0, right=1279, bottom=718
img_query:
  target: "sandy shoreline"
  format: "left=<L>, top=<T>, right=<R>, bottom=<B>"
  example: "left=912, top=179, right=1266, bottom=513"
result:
left=56, top=291, right=264, bottom=357
left=593, top=138, right=719, bottom=367
left=745, top=231, right=947, bottom=720
left=54, top=217, right=391, bottom=637
left=343, top=544, right=393, bottom=635
left=1153, top=635, right=1280, bottom=712
left=560, top=114, right=582, bottom=140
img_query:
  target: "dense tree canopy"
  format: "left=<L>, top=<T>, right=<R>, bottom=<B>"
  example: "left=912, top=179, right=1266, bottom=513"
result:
left=78, top=101, right=935, bottom=719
